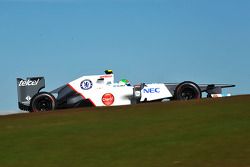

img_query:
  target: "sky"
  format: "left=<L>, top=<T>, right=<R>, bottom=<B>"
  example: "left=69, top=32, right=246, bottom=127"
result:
left=0, top=0, right=249, bottom=112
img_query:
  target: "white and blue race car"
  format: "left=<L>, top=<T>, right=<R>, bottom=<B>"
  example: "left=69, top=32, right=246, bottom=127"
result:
left=17, top=70, right=235, bottom=112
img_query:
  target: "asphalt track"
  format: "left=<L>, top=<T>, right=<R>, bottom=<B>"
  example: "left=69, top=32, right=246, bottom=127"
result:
left=0, top=110, right=28, bottom=116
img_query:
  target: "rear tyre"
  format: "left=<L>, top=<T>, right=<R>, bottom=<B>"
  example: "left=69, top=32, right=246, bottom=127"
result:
left=174, top=81, right=201, bottom=100
left=30, top=92, right=56, bottom=112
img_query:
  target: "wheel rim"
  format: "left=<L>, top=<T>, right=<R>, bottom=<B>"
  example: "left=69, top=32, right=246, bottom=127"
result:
left=180, top=87, right=198, bottom=100
left=35, top=96, right=53, bottom=112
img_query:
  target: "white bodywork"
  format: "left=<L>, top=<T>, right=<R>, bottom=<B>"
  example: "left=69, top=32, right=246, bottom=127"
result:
left=141, top=84, right=172, bottom=101
left=68, top=74, right=173, bottom=107
left=68, top=74, right=134, bottom=106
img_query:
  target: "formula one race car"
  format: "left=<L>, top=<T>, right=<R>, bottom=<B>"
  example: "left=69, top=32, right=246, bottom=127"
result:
left=17, top=70, right=235, bottom=112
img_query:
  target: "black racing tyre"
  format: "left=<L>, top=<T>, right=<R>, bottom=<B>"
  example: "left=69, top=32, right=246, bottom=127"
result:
left=30, top=92, right=56, bottom=112
left=174, top=81, right=201, bottom=100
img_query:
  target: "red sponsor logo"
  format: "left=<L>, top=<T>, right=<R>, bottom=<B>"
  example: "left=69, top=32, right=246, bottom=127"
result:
left=100, top=75, right=113, bottom=79
left=102, top=93, right=115, bottom=106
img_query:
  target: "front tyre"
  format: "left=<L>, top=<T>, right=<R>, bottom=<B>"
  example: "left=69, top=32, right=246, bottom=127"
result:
left=174, top=81, right=201, bottom=100
left=30, top=92, right=56, bottom=112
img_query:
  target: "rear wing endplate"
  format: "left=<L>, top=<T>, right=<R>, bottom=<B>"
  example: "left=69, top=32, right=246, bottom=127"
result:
left=17, top=77, right=45, bottom=111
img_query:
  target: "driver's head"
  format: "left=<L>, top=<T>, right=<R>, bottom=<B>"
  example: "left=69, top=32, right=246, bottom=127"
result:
left=119, top=79, right=131, bottom=86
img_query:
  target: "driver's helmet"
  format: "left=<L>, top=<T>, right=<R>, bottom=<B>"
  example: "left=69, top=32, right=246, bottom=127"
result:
left=119, top=79, right=131, bottom=86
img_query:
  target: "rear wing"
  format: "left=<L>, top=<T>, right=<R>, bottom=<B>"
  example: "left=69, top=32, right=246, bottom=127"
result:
left=16, top=77, right=45, bottom=111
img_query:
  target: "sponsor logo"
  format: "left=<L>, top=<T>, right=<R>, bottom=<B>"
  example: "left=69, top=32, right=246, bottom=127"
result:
left=135, top=91, right=141, bottom=97
left=102, top=93, right=115, bottom=106
left=143, top=88, right=160, bottom=93
left=19, top=79, right=40, bottom=87
left=26, top=96, right=31, bottom=101
left=80, top=79, right=93, bottom=90
left=100, top=75, right=113, bottom=79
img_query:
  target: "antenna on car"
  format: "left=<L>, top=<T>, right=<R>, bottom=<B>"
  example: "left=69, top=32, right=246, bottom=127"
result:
left=105, top=70, right=113, bottom=74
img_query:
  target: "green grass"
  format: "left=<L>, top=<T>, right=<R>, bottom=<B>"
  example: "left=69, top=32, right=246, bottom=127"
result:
left=0, top=95, right=250, bottom=167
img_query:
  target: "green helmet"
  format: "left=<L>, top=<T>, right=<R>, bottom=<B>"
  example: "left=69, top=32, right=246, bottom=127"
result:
left=119, top=79, right=131, bottom=86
